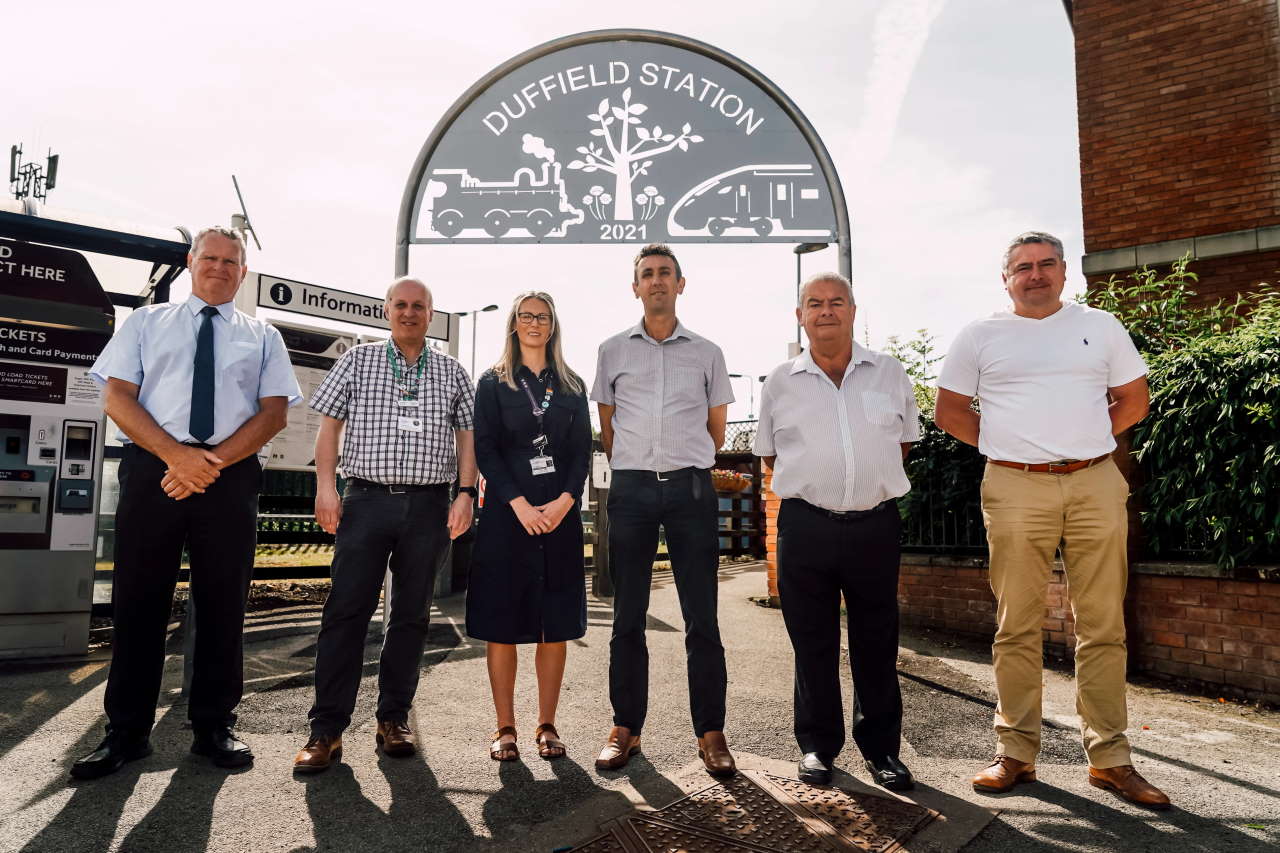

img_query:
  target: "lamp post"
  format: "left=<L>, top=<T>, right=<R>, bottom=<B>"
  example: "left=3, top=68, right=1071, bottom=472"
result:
left=729, top=373, right=758, bottom=419
left=455, top=304, right=499, bottom=378
left=793, top=243, right=830, bottom=353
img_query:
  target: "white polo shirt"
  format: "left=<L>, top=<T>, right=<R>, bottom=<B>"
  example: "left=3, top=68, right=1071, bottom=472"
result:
left=937, top=302, right=1147, bottom=464
left=754, top=342, right=919, bottom=512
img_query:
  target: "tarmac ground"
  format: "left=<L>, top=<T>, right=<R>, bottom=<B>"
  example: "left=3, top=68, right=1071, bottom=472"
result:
left=1, top=561, right=1277, bottom=852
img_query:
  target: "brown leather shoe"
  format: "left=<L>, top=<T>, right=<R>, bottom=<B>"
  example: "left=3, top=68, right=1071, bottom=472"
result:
left=972, top=755, right=1037, bottom=792
left=1089, top=765, right=1171, bottom=810
left=376, top=720, right=415, bottom=757
left=293, top=734, right=342, bottom=773
left=697, top=730, right=737, bottom=778
left=595, top=726, right=641, bottom=771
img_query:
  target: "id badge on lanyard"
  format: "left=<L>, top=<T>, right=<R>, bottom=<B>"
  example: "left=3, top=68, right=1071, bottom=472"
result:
left=388, top=342, right=427, bottom=433
left=522, top=376, right=556, bottom=476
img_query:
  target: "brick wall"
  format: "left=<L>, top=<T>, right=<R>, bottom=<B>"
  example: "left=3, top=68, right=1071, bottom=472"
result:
left=1074, top=0, right=1280, bottom=252
left=1129, top=574, right=1280, bottom=697
left=898, top=556, right=1280, bottom=704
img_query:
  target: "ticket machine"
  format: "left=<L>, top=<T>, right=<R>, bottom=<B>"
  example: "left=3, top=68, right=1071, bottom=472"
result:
left=0, top=238, right=113, bottom=657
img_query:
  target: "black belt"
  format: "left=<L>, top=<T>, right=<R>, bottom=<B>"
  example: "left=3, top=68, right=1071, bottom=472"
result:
left=346, top=477, right=449, bottom=495
left=616, top=466, right=704, bottom=482
left=792, top=498, right=894, bottom=521
left=182, top=442, right=216, bottom=450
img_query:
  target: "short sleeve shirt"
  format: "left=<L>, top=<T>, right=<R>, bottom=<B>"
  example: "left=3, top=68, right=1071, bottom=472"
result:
left=590, top=319, right=734, bottom=470
left=755, top=343, right=919, bottom=511
left=310, top=341, right=475, bottom=484
left=937, top=302, right=1147, bottom=463
left=89, top=295, right=302, bottom=445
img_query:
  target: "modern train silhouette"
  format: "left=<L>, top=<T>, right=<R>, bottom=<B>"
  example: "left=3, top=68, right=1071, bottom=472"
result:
left=668, top=164, right=826, bottom=237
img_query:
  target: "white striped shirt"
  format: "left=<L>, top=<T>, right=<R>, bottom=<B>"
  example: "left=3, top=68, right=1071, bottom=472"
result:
left=754, top=343, right=919, bottom=511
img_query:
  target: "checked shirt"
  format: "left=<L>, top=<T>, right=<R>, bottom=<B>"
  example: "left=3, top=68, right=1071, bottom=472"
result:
left=310, top=341, right=475, bottom=485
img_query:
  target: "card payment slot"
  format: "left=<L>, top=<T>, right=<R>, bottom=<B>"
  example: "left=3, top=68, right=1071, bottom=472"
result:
left=57, top=421, right=96, bottom=513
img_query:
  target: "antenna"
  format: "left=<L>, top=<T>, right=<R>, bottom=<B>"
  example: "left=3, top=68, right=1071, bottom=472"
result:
left=231, top=174, right=263, bottom=250
left=8, top=143, right=59, bottom=201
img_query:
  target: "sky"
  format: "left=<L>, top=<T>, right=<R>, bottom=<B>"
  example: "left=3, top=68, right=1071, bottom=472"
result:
left=7, top=0, right=1083, bottom=422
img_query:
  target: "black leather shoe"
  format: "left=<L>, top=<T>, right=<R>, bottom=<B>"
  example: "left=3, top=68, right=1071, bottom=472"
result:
left=70, top=733, right=152, bottom=780
left=798, top=752, right=832, bottom=786
left=191, top=728, right=254, bottom=768
left=865, top=755, right=914, bottom=791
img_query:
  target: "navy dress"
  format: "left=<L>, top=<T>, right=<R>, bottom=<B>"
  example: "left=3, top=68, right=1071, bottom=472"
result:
left=466, top=366, right=590, bottom=643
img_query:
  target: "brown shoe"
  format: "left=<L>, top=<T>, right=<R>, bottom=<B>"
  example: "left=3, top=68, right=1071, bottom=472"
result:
left=697, top=730, right=737, bottom=778
left=293, top=734, right=342, bottom=773
left=595, top=726, right=641, bottom=771
left=376, top=720, right=415, bottom=758
left=1089, top=765, right=1171, bottom=810
left=972, top=755, right=1037, bottom=792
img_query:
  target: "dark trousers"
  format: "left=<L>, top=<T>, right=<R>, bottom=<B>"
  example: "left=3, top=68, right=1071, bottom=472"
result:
left=308, top=484, right=449, bottom=737
left=777, top=498, right=903, bottom=761
left=607, top=468, right=726, bottom=737
left=105, top=445, right=260, bottom=735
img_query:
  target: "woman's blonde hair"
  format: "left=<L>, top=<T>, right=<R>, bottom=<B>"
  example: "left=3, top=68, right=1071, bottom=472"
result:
left=491, top=291, right=584, bottom=395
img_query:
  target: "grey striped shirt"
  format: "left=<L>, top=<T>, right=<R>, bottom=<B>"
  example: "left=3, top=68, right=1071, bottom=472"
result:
left=591, top=320, right=734, bottom=471
left=754, top=343, right=919, bottom=511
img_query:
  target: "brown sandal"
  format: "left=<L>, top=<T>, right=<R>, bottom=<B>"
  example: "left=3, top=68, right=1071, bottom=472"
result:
left=535, top=723, right=566, bottom=760
left=490, top=726, right=518, bottom=761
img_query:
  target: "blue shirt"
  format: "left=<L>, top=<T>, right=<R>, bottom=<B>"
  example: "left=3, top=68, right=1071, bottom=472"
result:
left=90, top=295, right=303, bottom=445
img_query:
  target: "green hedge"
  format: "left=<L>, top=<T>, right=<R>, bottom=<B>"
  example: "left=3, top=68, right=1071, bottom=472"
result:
left=1131, top=299, right=1280, bottom=568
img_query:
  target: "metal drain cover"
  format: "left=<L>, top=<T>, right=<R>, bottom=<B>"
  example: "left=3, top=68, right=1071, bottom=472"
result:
left=571, top=770, right=938, bottom=852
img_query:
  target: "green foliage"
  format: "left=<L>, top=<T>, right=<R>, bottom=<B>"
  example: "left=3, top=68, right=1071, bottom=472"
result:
left=1086, top=256, right=1280, bottom=569
left=890, top=329, right=987, bottom=549
left=1081, top=254, right=1276, bottom=355
left=1131, top=295, right=1280, bottom=569
left=885, top=328, right=943, bottom=416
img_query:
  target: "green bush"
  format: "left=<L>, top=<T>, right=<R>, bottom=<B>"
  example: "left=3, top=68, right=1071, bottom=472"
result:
left=1084, top=258, right=1280, bottom=570
left=1130, top=299, right=1280, bottom=569
left=886, top=331, right=987, bottom=550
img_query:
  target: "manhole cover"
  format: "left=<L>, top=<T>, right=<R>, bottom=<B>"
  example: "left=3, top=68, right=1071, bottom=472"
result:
left=760, top=772, right=936, bottom=851
left=656, top=773, right=834, bottom=851
left=568, top=831, right=630, bottom=853
left=570, top=770, right=937, bottom=852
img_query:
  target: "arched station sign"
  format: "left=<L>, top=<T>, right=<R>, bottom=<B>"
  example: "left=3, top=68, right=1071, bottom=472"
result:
left=397, top=30, right=850, bottom=274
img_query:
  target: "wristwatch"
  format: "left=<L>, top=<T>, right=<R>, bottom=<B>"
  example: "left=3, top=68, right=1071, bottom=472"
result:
left=456, top=485, right=478, bottom=498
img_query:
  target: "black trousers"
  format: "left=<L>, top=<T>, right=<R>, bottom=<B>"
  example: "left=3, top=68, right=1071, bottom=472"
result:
left=105, top=445, right=261, bottom=736
left=777, top=498, right=903, bottom=761
left=607, top=468, right=726, bottom=737
left=308, top=483, right=449, bottom=737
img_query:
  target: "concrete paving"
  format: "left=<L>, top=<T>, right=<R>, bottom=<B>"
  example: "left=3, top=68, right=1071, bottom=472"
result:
left=1, top=562, right=1278, bottom=852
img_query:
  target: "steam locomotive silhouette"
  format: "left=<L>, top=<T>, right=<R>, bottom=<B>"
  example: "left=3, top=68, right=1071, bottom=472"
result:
left=425, top=162, right=583, bottom=238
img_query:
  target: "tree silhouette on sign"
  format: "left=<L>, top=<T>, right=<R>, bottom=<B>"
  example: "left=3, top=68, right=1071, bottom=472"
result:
left=567, top=87, right=703, bottom=221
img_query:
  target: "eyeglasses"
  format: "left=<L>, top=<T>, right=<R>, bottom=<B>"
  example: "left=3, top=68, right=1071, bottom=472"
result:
left=516, top=312, right=553, bottom=325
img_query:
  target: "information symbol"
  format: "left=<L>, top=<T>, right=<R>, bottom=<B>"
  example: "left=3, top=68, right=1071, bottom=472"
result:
left=269, top=282, right=293, bottom=305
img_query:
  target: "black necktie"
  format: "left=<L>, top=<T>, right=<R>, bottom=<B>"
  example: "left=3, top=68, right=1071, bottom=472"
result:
left=189, top=306, right=218, bottom=442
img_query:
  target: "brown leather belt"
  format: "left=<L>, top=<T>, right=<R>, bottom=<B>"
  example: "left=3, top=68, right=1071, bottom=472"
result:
left=988, top=453, right=1112, bottom=475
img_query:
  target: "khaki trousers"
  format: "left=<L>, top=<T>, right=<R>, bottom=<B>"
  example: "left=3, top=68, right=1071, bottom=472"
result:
left=981, top=457, right=1132, bottom=768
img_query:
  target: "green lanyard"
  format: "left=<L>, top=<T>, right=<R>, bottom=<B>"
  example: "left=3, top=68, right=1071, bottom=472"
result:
left=385, top=340, right=426, bottom=399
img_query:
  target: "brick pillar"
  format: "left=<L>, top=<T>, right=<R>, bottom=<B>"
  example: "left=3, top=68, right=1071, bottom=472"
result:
left=763, top=470, right=781, bottom=603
